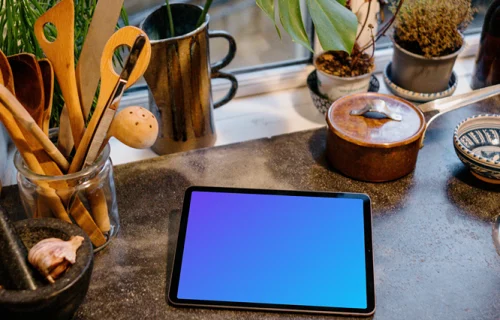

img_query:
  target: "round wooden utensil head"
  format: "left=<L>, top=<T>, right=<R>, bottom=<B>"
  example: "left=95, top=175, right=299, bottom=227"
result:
left=109, top=106, right=158, bottom=149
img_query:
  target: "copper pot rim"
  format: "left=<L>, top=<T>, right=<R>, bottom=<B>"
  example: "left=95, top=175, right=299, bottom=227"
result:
left=326, top=92, right=426, bottom=149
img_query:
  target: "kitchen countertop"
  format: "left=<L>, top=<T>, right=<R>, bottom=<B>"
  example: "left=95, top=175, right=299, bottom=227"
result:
left=2, top=97, right=500, bottom=319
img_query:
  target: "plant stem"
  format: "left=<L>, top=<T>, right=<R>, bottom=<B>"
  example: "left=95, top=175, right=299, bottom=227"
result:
left=196, top=0, right=213, bottom=28
left=355, top=0, right=372, bottom=42
left=165, top=0, right=175, bottom=37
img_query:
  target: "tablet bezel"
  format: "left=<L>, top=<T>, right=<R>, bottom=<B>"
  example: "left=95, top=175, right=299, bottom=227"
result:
left=169, top=186, right=375, bottom=316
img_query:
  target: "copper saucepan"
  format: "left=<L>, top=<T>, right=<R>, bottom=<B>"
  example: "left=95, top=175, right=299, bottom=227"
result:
left=325, top=85, right=500, bottom=182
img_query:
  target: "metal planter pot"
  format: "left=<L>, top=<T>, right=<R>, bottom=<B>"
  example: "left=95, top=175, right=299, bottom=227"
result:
left=391, top=39, right=464, bottom=93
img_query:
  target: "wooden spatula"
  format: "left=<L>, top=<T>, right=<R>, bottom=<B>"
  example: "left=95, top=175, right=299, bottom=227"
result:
left=58, top=0, right=125, bottom=156
left=34, top=0, right=85, bottom=148
left=77, top=0, right=125, bottom=119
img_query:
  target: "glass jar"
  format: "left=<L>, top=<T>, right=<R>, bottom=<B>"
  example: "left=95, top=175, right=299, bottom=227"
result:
left=14, top=143, right=119, bottom=252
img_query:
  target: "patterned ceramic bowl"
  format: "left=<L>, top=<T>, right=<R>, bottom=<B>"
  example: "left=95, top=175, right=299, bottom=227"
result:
left=453, top=114, right=500, bottom=184
left=307, top=71, right=380, bottom=115
left=383, top=62, right=458, bottom=102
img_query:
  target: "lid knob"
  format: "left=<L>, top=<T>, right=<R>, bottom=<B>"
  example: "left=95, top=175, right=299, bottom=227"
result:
left=350, top=99, right=403, bottom=122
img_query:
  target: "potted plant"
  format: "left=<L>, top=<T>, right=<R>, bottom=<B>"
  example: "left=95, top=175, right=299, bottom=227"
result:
left=140, top=0, right=238, bottom=155
left=258, top=0, right=397, bottom=101
left=389, top=0, right=476, bottom=93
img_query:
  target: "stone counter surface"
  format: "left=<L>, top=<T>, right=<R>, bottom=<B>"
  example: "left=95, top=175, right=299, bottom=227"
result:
left=2, top=98, right=500, bottom=319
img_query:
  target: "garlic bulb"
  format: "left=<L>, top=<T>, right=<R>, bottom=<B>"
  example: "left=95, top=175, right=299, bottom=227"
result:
left=28, top=236, right=84, bottom=283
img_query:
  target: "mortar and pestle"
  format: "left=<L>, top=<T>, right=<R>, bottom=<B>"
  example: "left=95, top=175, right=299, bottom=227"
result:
left=0, top=205, right=93, bottom=320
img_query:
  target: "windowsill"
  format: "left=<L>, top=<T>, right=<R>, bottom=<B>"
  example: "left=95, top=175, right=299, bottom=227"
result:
left=108, top=56, right=477, bottom=166
left=0, top=56, right=477, bottom=187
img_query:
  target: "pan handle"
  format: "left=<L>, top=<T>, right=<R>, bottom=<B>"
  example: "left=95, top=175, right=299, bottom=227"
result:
left=422, top=84, right=500, bottom=128
left=420, top=84, right=500, bottom=148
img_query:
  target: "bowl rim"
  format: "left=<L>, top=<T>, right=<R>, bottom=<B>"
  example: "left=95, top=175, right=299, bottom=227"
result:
left=453, top=114, right=500, bottom=168
left=0, top=218, right=93, bottom=304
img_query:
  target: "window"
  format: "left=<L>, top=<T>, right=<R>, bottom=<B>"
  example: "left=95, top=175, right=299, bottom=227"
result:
left=122, top=0, right=493, bottom=103
left=125, top=0, right=314, bottom=73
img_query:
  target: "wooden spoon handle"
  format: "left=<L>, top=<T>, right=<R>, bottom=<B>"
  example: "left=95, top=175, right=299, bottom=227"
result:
left=0, top=85, right=69, bottom=172
left=0, top=104, right=71, bottom=223
left=34, top=0, right=85, bottom=147
left=38, top=59, right=54, bottom=135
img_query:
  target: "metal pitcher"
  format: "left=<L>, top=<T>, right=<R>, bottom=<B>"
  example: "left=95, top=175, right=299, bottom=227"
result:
left=140, top=3, right=238, bottom=155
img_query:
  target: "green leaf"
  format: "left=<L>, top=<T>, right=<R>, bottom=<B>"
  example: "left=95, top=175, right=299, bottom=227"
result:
left=278, top=0, right=313, bottom=52
left=256, top=0, right=280, bottom=38
left=307, top=0, right=358, bottom=54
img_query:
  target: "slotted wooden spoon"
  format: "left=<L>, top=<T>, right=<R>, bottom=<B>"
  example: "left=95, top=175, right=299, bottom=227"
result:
left=34, top=0, right=85, bottom=147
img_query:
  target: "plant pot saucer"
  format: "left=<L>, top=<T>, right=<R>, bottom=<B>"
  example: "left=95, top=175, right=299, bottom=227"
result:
left=307, top=70, right=380, bottom=115
left=383, top=62, right=458, bottom=102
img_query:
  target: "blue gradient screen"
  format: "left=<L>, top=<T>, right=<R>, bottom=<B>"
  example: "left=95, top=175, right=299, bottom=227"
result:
left=177, top=191, right=367, bottom=309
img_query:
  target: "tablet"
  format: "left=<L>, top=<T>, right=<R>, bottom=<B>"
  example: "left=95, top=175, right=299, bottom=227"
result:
left=169, top=187, right=374, bottom=316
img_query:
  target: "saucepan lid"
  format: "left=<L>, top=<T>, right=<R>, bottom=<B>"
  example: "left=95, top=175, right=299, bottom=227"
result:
left=326, top=93, right=426, bottom=148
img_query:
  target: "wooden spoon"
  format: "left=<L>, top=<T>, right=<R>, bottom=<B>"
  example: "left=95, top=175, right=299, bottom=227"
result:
left=38, top=59, right=54, bottom=135
left=7, top=54, right=45, bottom=128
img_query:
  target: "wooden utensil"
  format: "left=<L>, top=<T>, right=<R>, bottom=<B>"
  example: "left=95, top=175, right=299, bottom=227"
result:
left=34, top=0, right=85, bottom=148
left=104, top=106, right=159, bottom=150
left=0, top=85, right=69, bottom=172
left=76, top=0, right=125, bottom=120
left=83, top=34, right=148, bottom=168
left=38, top=59, right=54, bottom=135
left=0, top=51, right=105, bottom=247
left=0, top=52, right=14, bottom=94
left=57, top=106, right=74, bottom=158
left=9, top=54, right=53, bottom=218
left=58, top=0, right=125, bottom=156
left=69, top=26, right=151, bottom=173
left=7, top=54, right=45, bottom=128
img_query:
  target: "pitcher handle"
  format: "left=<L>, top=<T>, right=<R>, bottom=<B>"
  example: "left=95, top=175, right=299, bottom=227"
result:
left=209, top=30, right=238, bottom=109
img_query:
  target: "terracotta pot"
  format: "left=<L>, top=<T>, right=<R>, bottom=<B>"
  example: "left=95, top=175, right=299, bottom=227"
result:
left=391, top=38, right=464, bottom=93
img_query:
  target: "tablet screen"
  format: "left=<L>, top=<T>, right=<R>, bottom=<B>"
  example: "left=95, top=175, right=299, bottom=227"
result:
left=170, top=187, right=374, bottom=315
